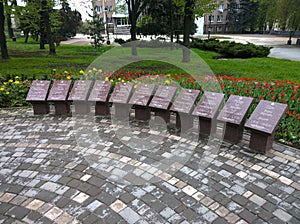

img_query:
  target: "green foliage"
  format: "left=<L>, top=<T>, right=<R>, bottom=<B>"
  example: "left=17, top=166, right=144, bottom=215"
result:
left=114, top=38, right=126, bottom=44
left=191, top=38, right=271, bottom=58
left=87, top=9, right=105, bottom=48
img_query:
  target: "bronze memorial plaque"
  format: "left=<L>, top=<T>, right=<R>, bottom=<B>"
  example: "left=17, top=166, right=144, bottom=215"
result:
left=68, top=80, right=92, bottom=101
left=129, top=83, right=156, bottom=121
left=109, top=82, right=134, bottom=119
left=245, top=100, right=287, bottom=153
left=47, top=80, right=72, bottom=115
left=26, top=80, right=51, bottom=102
left=192, top=92, right=224, bottom=118
left=48, top=80, right=72, bottom=101
left=192, top=92, right=225, bottom=136
left=217, top=95, right=253, bottom=143
left=26, top=80, right=51, bottom=115
left=109, top=82, right=134, bottom=104
left=88, top=81, right=112, bottom=102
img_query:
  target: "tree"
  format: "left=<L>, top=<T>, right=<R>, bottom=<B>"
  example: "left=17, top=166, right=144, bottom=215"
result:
left=227, top=0, right=259, bottom=33
left=276, top=0, right=300, bottom=44
left=0, top=0, right=9, bottom=59
left=125, top=0, right=150, bottom=40
left=4, top=0, right=17, bottom=39
left=87, top=7, right=105, bottom=48
left=174, top=0, right=217, bottom=62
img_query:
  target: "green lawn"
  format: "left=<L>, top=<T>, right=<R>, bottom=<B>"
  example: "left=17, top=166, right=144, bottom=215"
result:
left=1, top=38, right=299, bottom=83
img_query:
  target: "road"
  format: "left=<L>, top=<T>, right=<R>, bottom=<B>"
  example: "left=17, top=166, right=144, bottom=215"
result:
left=62, top=34, right=300, bottom=62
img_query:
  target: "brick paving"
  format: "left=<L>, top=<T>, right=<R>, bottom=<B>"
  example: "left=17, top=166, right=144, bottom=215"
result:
left=0, top=107, right=299, bottom=224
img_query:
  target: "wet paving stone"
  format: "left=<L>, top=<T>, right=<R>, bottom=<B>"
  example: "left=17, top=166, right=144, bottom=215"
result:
left=0, top=108, right=299, bottom=223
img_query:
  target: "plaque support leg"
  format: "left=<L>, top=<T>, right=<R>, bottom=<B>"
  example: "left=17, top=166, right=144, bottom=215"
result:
left=135, top=106, right=151, bottom=121
left=154, top=109, right=170, bottom=124
left=176, top=113, right=194, bottom=131
left=114, top=104, right=131, bottom=120
left=95, top=102, right=110, bottom=116
left=249, top=130, right=275, bottom=153
left=53, top=101, right=71, bottom=115
left=74, top=102, right=90, bottom=115
left=199, top=117, right=216, bottom=136
left=223, top=123, right=244, bottom=144
left=31, top=102, right=50, bottom=115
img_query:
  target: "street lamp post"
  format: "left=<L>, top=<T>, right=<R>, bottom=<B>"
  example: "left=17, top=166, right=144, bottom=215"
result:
left=208, top=14, right=212, bottom=39
left=105, top=7, right=110, bottom=45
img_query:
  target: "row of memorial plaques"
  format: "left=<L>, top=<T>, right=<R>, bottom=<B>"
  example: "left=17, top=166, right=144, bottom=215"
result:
left=26, top=80, right=287, bottom=153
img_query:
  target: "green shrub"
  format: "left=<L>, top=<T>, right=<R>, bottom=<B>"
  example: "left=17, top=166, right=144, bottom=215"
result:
left=191, top=38, right=271, bottom=58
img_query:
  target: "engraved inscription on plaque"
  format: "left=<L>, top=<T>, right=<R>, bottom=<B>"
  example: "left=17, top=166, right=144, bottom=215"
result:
left=88, top=81, right=112, bottom=102
left=109, top=82, right=134, bottom=104
left=149, top=86, right=177, bottom=110
left=26, top=80, right=51, bottom=101
left=245, top=100, right=287, bottom=134
left=68, top=80, right=92, bottom=101
left=171, top=88, right=200, bottom=114
left=47, top=80, right=72, bottom=101
left=192, top=92, right=224, bottom=118
left=217, top=95, right=253, bottom=124
left=129, top=83, right=155, bottom=106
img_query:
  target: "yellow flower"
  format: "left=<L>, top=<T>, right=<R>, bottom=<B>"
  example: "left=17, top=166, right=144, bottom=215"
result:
left=93, top=68, right=97, bottom=71
left=88, top=70, right=92, bottom=73
left=134, top=85, right=137, bottom=89
left=64, top=70, right=68, bottom=74
left=0, top=87, right=4, bottom=91
left=110, top=79, right=114, bottom=82
left=6, top=91, right=10, bottom=95
left=3, top=82, right=7, bottom=85
left=121, top=80, right=125, bottom=83
left=8, top=79, right=13, bottom=83
left=105, top=77, right=109, bottom=81
left=98, top=69, right=103, bottom=73
left=118, top=77, right=121, bottom=81
left=167, top=74, right=171, bottom=77
left=165, top=80, right=170, bottom=85
left=79, top=70, right=84, bottom=75
left=67, top=76, right=71, bottom=80
left=15, top=76, right=19, bottom=79
left=14, top=81, right=20, bottom=85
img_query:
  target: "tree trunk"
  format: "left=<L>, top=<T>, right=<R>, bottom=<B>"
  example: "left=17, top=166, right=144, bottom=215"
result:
left=24, top=30, right=29, bottom=43
left=0, top=2, right=9, bottom=59
left=41, top=0, right=55, bottom=54
left=182, top=0, right=194, bottom=62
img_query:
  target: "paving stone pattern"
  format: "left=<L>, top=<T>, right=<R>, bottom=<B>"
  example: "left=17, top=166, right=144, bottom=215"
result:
left=0, top=108, right=299, bottom=224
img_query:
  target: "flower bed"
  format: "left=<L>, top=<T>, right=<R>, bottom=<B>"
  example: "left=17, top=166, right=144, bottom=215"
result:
left=0, top=70, right=299, bottom=148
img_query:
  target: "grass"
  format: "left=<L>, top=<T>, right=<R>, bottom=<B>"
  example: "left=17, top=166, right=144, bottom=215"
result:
left=1, top=38, right=300, bottom=83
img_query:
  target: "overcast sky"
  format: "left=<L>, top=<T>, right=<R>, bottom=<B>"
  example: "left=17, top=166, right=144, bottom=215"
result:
left=69, top=0, right=92, bottom=21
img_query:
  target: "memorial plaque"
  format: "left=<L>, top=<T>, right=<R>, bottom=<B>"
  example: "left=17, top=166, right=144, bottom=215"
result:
left=245, top=100, right=287, bottom=153
left=129, top=84, right=155, bottom=106
left=129, top=84, right=156, bottom=121
left=192, top=92, right=224, bottom=118
left=245, top=100, right=287, bottom=134
left=88, top=81, right=112, bottom=116
left=109, top=82, right=134, bottom=104
left=47, top=80, right=72, bottom=115
left=26, top=80, right=51, bottom=102
left=217, top=95, right=253, bottom=143
left=109, top=82, right=134, bottom=119
left=48, top=80, right=71, bottom=101
left=218, top=95, right=253, bottom=124
left=192, top=92, right=224, bottom=136
left=26, top=80, right=51, bottom=115
left=88, top=81, right=112, bottom=102
left=68, top=80, right=92, bottom=114
left=170, top=88, right=200, bottom=130
left=171, top=88, right=200, bottom=114
left=68, top=80, right=92, bottom=101
left=149, top=86, right=177, bottom=110
left=149, top=85, right=177, bottom=124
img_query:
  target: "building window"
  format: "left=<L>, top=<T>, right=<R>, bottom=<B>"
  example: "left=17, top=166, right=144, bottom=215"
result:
left=208, top=15, right=214, bottom=22
left=218, top=4, right=224, bottom=12
left=217, top=15, right=223, bottom=22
